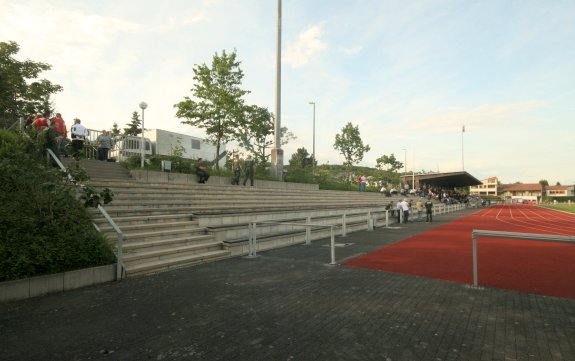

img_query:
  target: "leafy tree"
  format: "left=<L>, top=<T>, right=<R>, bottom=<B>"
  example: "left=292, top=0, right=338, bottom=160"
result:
left=110, top=122, right=122, bottom=137
left=333, top=122, right=370, bottom=177
left=539, top=179, right=549, bottom=187
left=175, top=49, right=249, bottom=170
left=556, top=181, right=561, bottom=186
left=0, top=41, right=63, bottom=127
left=123, top=111, right=141, bottom=136
left=375, top=153, right=403, bottom=173
left=237, top=105, right=296, bottom=165
left=289, top=147, right=314, bottom=169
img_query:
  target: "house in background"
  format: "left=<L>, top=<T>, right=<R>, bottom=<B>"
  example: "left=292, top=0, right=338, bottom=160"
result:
left=499, top=183, right=543, bottom=203
left=469, top=177, right=499, bottom=197
left=545, top=185, right=575, bottom=198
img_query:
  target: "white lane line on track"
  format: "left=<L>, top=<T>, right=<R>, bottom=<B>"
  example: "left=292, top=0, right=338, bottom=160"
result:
left=493, top=205, right=573, bottom=236
left=516, top=207, right=575, bottom=233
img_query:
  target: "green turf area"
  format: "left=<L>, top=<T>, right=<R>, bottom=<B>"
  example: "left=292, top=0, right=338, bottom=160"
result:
left=540, top=204, right=575, bottom=214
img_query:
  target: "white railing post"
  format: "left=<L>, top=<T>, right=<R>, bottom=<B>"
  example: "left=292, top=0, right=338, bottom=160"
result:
left=342, top=213, right=347, bottom=236
left=472, top=232, right=478, bottom=287
left=367, top=211, right=373, bottom=231
left=305, top=216, right=311, bottom=245
left=330, top=226, right=336, bottom=265
left=385, top=210, right=389, bottom=227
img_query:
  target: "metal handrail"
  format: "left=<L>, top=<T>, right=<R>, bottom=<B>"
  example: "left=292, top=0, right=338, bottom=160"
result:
left=471, top=229, right=575, bottom=287
left=46, top=148, right=124, bottom=279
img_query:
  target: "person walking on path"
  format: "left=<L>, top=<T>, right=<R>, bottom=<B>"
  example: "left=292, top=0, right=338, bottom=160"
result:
left=70, top=118, right=89, bottom=160
left=231, top=158, right=241, bottom=185
left=51, top=113, right=68, bottom=158
left=425, top=199, right=434, bottom=222
left=96, top=130, right=113, bottom=161
left=243, top=155, right=255, bottom=186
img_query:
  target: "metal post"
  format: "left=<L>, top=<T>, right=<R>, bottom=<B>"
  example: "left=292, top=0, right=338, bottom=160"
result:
left=342, top=214, right=347, bottom=236
left=367, top=211, right=373, bottom=231
left=330, top=226, right=336, bottom=265
left=385, top=210, right=389, bottom=227
left=472, top=232, right=478, bottom=287
left=116, top=234, right=124, bottom=280
left=305, top=216, right=311, bottom=245
left=252, top=223, right=258, bottom=257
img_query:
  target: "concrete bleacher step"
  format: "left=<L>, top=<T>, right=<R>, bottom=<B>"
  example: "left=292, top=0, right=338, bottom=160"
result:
left=63, top=159, right=132, bottom=180
left=97, top=221, right=204, bottom=238
left=124, top=250, right=231, bottom=277
left=123, top=235, right=216, bottom=253
left=92, top=213, right=197, bottom=228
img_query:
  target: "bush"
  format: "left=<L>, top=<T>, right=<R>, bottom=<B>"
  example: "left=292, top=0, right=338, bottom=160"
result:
left=0, top=130, right=116, bottom=281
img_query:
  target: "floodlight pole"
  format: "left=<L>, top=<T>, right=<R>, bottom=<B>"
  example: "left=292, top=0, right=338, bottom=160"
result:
left=139, top=101, right=147, bottom=168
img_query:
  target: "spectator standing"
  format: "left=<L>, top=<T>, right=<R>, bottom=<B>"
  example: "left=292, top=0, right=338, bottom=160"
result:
left=96, top=130, right=113, bottom=161
left=195, top=158, right=210, bottom=184
left=70, top=118, right=89, bottom=160
left=231, top=158, right=241, bottom=185
left=400, top=198, right=410, bottom=223
left=396, top=200, right=402, bottom=223
left=243, top=155, right=256, bottom=186
left=416, top=199, right=424, bottom=220
left=425, top=199, right=434, bottom=222
left=50, top=113, right=68, bottom=158
left=360, top=175, right=367, bottom=192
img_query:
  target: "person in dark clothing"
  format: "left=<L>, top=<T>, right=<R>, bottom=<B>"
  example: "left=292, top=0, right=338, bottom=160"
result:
left=243, top=155, right=255, bottom=186
left=195, top=158, right=210, bottom=184
left=231, top=158, right=241, bottom=185
left=425, top=199, right=433, bottom=222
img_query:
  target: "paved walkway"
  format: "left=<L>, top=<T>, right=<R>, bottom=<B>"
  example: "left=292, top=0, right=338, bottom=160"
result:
left=1, top=209, right=574, bottom=361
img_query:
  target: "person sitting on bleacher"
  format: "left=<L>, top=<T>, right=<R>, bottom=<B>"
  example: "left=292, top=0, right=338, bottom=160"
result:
left=195, top=158, right=210, bottom=184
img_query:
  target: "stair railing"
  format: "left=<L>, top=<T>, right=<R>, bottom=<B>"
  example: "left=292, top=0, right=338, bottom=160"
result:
left=46, top=148, right=125, bottom=280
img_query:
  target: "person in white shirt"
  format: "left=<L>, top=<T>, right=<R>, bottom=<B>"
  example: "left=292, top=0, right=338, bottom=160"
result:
left=70, top=118, right=89, bottom=159
left=400, top=198, right=410, bottom=223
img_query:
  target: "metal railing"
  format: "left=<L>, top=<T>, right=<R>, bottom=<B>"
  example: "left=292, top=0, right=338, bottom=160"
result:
left=46, top=148, right=125, bottom=279
left=246, top=204, right=467, bottom=265
left=471, top=229, right=575, bottom=287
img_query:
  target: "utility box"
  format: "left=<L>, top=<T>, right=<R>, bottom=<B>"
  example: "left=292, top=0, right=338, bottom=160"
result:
left=161, top=160, right=171, bottom=172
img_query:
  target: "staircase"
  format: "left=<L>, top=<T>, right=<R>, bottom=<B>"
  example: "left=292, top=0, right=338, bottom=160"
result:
left=69, top=160, right=229, bottom=277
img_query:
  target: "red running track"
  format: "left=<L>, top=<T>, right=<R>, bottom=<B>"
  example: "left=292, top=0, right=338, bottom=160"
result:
left=344, top=204, right=575, bottom=299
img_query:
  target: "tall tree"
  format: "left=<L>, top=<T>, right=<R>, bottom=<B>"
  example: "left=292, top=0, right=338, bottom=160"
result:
left=123, top=111, right=141, bottom=136
left=110, top=122, right=122, bottom=137
left=0, top=41, right=63, bottom=127
left=237, top=105, right=296, bottom=165
left=288, top=147, right=314, bottom=169
left=333, top=122, right=370, bottom=177
left=375, top=153, right=403, bottom=173
left=539, top=179, right=549, bottom=187
left=175, top=49, right=249, bottom=170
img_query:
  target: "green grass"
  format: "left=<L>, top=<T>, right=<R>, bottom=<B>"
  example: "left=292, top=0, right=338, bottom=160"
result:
left=540, top=204, right=575, bottom=214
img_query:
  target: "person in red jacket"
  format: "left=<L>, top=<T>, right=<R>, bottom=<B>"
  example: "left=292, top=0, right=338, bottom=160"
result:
left=50, top=113, right=68, bottom=157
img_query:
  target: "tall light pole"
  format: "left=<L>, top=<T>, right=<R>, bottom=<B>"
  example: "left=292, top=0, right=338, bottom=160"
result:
left=270, top=0, right=283, bottom=180
left=309, top=101, right=316, bottom=176
left=402, top=148, right=407, bottom=186
left=462, top=125, right=465, bottom=170
left=139, top=101, right=147, bottom=168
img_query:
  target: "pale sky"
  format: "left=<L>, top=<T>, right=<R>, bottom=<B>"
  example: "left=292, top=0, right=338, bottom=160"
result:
left=2, top=0, right=574, bottom=185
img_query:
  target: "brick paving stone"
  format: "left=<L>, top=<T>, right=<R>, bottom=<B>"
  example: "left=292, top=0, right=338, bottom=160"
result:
left=1, top=209, right=575, bottom=360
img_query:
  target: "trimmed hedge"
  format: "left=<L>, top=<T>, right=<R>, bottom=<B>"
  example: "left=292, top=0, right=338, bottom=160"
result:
left=0, top=130, right=116, bottom=282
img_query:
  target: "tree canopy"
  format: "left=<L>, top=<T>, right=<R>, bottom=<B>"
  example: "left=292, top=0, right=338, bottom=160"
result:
left=0, top=41, right=63, bottom=127
left=175, top=50, right=248, bottom=170
left=333, top=122, right=370, bottom=176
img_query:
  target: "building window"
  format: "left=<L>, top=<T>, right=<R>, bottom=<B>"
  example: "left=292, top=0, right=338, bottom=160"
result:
left=191, top=139, right=201, bottom=149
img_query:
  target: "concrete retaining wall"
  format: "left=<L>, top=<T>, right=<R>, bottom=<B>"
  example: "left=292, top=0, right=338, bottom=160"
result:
left=0, top=264, right=116, bottom=303
left=130, top=170, right=319, bottom=191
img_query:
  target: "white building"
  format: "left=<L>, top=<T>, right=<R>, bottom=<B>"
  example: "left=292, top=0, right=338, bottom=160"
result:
left=469, top=177, right=499, bottom=197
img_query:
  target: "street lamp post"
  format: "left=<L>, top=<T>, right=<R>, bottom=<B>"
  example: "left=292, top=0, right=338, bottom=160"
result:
left=309, top=101, right=316, bottom=176
left=402, top=148, right=407, bottom=187
left=139, top=101, right=147, bottom=168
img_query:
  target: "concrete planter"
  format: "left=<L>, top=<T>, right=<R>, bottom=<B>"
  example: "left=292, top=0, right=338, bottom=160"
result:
left=0, top=264, right=116, bottom=303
